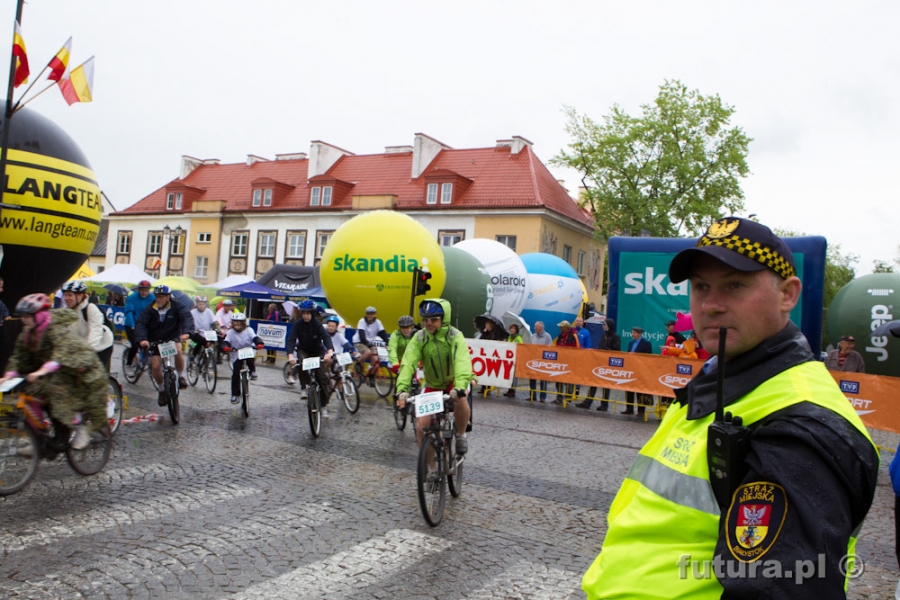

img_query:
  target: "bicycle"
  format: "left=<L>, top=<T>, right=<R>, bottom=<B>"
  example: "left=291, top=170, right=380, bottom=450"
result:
left=353, top=342, right=395, bottom=399
left=122, top=343, right=150, bottom=385
left=186, top=331, right=219, bottom=393
left=302, top=355, right=325, bottom=438
left=283, top=360, right=301, bottom=386
left=229, top=347, right=255, bottom=419
left=393, top=367, right=423, bottom=431
left=330, top=352, right=360, bottom=414
left=150, top=341, right=181, bottom=425
left=0, top=379, right=113, bottom=496
left=413, top=391, right=466, bottom=527
left=107, top=373, right=124, bottom=435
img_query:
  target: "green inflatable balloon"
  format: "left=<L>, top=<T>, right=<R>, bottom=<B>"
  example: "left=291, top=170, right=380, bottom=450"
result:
left=827, top=273, right=900, bottom=376
left=440, top=246, right=492, bottom=335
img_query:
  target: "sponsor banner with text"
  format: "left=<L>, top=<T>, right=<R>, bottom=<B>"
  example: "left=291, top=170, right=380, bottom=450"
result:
left=467, top=339, right=516, bottom=388
left=829, top=371, right=900, bottom=434
left=252, top=321, right=288, bottom=349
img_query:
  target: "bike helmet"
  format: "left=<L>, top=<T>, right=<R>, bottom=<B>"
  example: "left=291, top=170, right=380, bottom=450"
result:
left=299, top=299, right=316, bottom=312
left=222, top=298, right=236, bottom=306
left=398, top=315, right=415, bottom=327
left=195, top=295, right=208, bottom=303
left=325, top=315, right=340, bottom=324
left=154, top=284, right=171, bottom=295
left=365, top=306, right=377, bottom=314
left=61, top=281, right=87, bottom=294
left=419, top=300, right=444, bottom=318
left=231, top=312, right=247, bottom=322
left=137, top=280, right=152, bottom=289
left=16, top=293, right=51, bottom=315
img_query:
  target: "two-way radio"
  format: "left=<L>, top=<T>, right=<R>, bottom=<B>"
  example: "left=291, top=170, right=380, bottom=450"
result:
left=707, top=326, right=751, bottom=509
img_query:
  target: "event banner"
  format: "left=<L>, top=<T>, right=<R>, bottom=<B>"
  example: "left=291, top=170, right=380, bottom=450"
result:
left=253, top=321, right=288, bottom=349
left=829, top=371, right=900, bottom=434
left=467, top=339, right=516, bottom=387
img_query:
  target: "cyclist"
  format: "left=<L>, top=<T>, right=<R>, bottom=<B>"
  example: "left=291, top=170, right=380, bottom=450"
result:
left=215, top=299, right=238, bottom=363
left=0, top=294, right=107, bottom=449
left=323, top=314, right=356, bottom=373
left=286, top=300, right=334, bottom=415
left=135, top=285, right=194, bottom=406
left=62, top=280, right=115, bottom=371
left=123, top=280, right=155, bottom=367
left=388, top=315, right=417, bottom=374
left=221, top=312, right=264, bottom=404
left=352, top=306, right=389, bottom=379
left=189, top=295, right=221, bottom=364
left=396, top=299, right=473, bottom=454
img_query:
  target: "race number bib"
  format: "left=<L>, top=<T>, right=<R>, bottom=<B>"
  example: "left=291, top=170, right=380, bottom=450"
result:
left=237, top=347, right=256, bottom=360
left=337, top=352, right=353, bottom=366
left=159, top=341, right=178, bottom=358
left=376, top=346, right=389, bottom=360
left=203, top=330, right=219, bottom=342
left=415, top=391, right=444, bottom=417
left=302, top=356, right=321, bottom=371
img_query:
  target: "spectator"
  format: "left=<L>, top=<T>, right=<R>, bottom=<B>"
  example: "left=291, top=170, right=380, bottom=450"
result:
left=552, top=320, right=579, bottom=404
left=665, top=320, right=686, bottom=345
left=621, top=326, right=652, bottom=417
left=528, top=321, right=553, bottom=402
left=577, top=318, right=620, bottom=411
left=474, top=314, right=506, bottom=395
left=572, top=316, right=593, bottom=399
left=824, top=335, right=865, bottom=373
left=503, top=324, right=524, bottom=397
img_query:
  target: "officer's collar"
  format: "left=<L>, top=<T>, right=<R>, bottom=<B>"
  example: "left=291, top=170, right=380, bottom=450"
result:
left=676, top=322, right=815, bottom=420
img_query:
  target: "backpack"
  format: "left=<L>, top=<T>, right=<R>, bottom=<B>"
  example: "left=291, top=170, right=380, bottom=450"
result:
left=83, top=305, right=116, bottom=337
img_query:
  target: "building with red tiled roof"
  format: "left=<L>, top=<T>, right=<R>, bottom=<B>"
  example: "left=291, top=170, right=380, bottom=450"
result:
left=107, top=134, right=605, bottom=305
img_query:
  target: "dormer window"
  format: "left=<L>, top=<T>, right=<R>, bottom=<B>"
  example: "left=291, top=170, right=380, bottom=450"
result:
left=426, top=184, right=438, bottom=204
left=423, top=169, right=470, bottom=206
left=310, top=186, right=333, bottom=207
left=441, top=183, right=452, bottom=204
left=166, top=192, right=183, bottom=210
left=252, top=189, right=273, bottom=207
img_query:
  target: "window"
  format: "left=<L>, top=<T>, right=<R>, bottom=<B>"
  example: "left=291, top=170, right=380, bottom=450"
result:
left=426, top=183, right=438, bottom=204
left=175, top=193, right=183, bottom=210
left=252, top=190, right=261, bottom=207
left=496, top=235, right=517, bottom=252
left=286, top=231, right=306, bottom=259
left=577, top=250, right=585, bottom=276
left=258, top=231, right=276, bottom=258
left=563, top=244, right=572, bottom=264
left=147, top=232, right=162, bottom=255
left=310, top=187, right=321, bottom=206
left=197, top=232, right=212, bottom=243
left=316, top=230, right=334, bottom=258
left=438, top=230, right=464, bottom=246
left=322, top=187, right=332, bottom=206
left=263, top=189, right=272, bottom=206
left=232, top=232, right=248, bottom=257
left=194, top=256, right=208, bottom=278
left=167, top=192, right=183, bottom=210
left=440, top=183, right=452, bottom=204
left=117, top=231, right=131, bottom=255
left=170, top=233, right=185, bottom=256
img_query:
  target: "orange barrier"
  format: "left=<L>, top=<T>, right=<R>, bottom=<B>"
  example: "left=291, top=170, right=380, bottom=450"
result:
left=513, top=344, right=900, bottom=434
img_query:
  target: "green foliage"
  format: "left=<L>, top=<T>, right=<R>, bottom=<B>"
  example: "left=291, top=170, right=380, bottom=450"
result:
left=554, top=80, right=751, bottom=240
left=872, top=259, right=895, bottom=274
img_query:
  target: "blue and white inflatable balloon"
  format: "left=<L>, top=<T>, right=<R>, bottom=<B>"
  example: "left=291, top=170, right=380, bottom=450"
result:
left=519, top=253, right=583, bottom=340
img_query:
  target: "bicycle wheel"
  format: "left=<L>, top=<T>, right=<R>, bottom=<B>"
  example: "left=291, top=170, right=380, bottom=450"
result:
left=186, top=352, right=200, bottom=386
left=416, top=434, right=446, bottom=527
left=241, top=370, right=250, bottom=418
left=373, top=365, right=395, bottom=398
left=203, top=351, right=218, bottom=394
left=283, top=361, right=296, bottom=385
left=307, top=384, right=321, bottom=438
left=341, top=376, right=360, bottom=414
left=122, top=349, right=140, bottom=384
left=0, top=418, right=40, bottom=496
left=394, top=399, right=408, bottom=430
left=447, top=435, right=464, bottom=498
left=107, top=376, right=124, bottom=435
left=165, top=370, right=180, bottom=425
left=66, top=423, right=112, bottom=476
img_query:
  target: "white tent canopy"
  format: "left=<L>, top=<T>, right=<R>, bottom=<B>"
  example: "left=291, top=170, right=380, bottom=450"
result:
left=83, top=264, right=155, bottom=285
left=210, top=274, right=254, bottom=289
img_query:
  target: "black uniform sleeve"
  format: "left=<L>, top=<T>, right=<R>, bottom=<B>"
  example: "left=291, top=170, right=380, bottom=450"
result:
left=378, top=329, right=389, bottom=343
left=610, top=335, right=621, bottom=352
left=716, top=402, right=879, bottom=599
left=357, top=328, right=369, bottom=345
left=286, top=322, right=299, bottom=357
left=177, top=300, right=194, bottom=336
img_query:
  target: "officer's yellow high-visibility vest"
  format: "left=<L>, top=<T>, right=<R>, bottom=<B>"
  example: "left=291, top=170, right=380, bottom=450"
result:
left=582, top=360, right=875, bottom=599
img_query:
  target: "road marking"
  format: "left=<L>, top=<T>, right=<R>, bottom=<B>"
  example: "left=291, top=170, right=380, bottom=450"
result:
left=465, top=561, right=580, bottom=599
left=231, top=529, right=452, bottom=599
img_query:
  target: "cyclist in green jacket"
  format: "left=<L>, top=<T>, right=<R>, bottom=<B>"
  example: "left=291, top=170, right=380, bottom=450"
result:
left=388, top=314, right=417, bottom=373
left=396, top=298, right=473, bottom=454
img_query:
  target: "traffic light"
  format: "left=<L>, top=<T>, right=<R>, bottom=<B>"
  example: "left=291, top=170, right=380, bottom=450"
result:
left=415, top=269, right=432, bottom=296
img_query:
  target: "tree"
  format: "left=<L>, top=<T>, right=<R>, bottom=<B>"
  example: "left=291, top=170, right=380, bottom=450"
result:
left=554, top=80, right=751, bottom=240
left=872, top=259, right=894, bottom=274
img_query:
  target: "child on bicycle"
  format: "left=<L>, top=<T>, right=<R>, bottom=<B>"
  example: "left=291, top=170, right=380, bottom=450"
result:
left=388, top=315, right=417, bottom=374
left=220, top=312, right=264, bottom=404
left=323, top=315, right=356, bottom=374
left=286, top=300, right=334, bottom=414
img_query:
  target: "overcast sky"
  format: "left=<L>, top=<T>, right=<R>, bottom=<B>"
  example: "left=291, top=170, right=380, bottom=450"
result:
left=5, top=1, right=898, bottom=275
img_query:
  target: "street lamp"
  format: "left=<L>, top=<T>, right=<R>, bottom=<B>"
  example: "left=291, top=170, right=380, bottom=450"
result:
left=162, top=225, right=184, bottom=276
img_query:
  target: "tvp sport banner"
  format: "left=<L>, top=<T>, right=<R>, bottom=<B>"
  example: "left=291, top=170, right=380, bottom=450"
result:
left=607, top=236, right=827, bottom=354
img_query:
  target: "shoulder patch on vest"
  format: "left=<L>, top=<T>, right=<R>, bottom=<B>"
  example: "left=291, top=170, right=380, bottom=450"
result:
left=725, top=481, right=788, bottom=563
left=446, top=326, right=461, bottom=339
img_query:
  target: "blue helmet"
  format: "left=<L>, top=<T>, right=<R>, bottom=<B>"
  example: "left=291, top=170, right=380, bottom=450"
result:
left=62, top=281, right=87, bottom=294
left=154, top=285, right=171, bottom=295
left=419, top=300, right=444, bottom=318
left=299, top=299, right=316, bottom=312
left=325, top=315, right=340, bottom=324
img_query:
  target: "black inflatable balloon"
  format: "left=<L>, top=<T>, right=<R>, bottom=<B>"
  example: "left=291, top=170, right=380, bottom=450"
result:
left=0, top=104, right=101, bottom=307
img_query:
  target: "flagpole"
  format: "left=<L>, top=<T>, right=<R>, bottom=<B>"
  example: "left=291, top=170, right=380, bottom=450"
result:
left=0, top=0, right=27, bottom=225
left=13, top=81, right=55, bottom=112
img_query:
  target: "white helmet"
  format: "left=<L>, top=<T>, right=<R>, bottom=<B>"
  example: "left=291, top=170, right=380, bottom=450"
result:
left=231, top=312, right=247, bottom=322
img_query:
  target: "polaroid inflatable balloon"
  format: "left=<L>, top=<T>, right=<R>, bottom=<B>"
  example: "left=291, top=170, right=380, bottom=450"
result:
left=453, top=238, right=526, bottom=319
left=320, top=211, right=445, bottom=328
left=0, top=106, right=102, bottom=304
left=519, top=252, right=582, bottom=340
left=440, top=246, right=491, bottom=335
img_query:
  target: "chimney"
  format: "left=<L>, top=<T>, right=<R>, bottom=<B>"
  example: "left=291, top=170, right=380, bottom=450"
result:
left=385, top=145, right=413, bottom=154
left=411, top=133, right=450, bottom=178
left=308, top=141, right=354, bottom=178
left=275, top=152, right=308, bottom=161
left=556, top=179, right=567, bottom=191
left=247, top=154, right=269, bottom=166
left=510, top=135, right=533, bottom=154
left=180, top=155, right=204, bottom=179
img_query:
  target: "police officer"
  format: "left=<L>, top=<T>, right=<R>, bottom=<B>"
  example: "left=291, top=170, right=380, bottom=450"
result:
left=582, top=217, right=879, bottom=598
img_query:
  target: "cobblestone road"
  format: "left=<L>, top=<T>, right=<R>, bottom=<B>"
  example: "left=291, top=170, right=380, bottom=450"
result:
left=2, top=345, right=897, bottom=598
